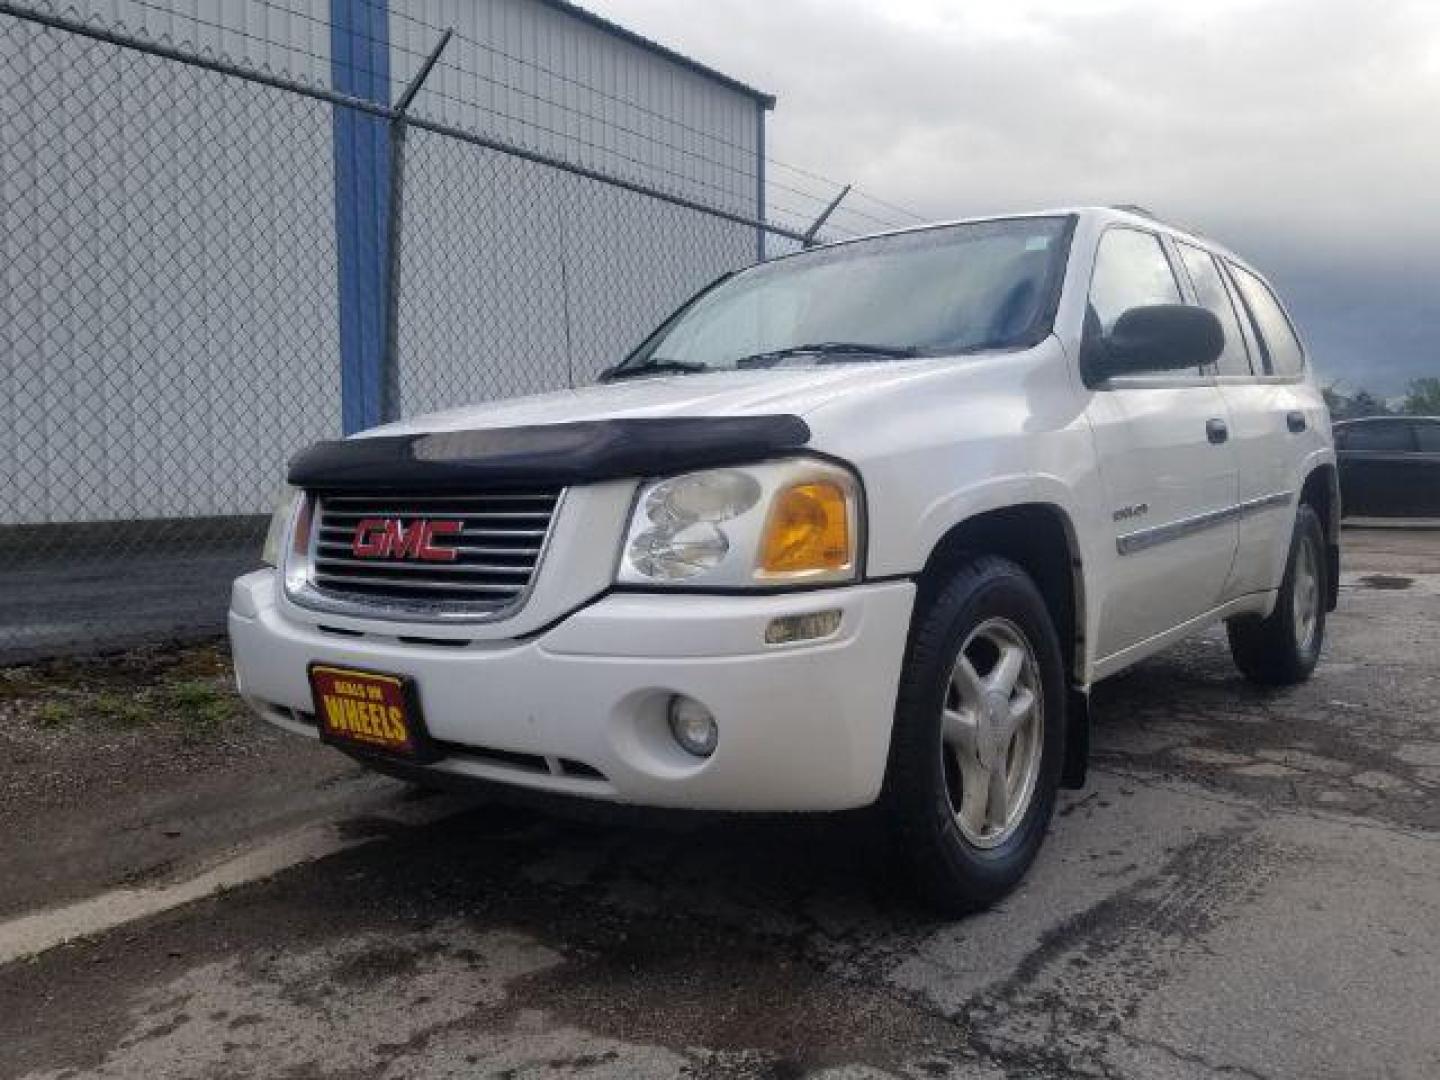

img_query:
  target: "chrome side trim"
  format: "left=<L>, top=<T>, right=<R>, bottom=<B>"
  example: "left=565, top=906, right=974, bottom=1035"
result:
left=1116, top=490, right=1292, bottom=556
left=1242, top=490, right=1296, bottom=515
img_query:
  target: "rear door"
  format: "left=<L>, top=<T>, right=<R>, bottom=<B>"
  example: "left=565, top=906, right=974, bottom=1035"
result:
left=1173, top=247, right=1316, bottom=598
left=1219, top=261, right=1328, bottom=591
left=1082, top=227, right=1240, bottom=658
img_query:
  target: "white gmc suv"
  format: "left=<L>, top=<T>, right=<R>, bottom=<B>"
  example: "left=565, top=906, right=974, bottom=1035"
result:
left=231, top=207, right=1339, bottom=912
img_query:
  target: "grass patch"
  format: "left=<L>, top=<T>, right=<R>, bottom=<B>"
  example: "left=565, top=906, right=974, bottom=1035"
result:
left=5, top=641, right=244, bottom=738
left=34, top=700, right=77, bottom=729
left=165, top=678, right=240, bottom=734
left=92, top=692, right=159, bottom=730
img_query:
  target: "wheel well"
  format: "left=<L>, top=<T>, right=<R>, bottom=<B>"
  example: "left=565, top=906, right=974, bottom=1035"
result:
left=915, top=504, right=1085, bottom=685
left=1300, top=464, right=1340, bottom=611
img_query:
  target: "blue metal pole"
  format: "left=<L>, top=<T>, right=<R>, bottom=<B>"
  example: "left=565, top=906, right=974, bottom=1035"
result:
left=331, top=0, right=391, bottom=434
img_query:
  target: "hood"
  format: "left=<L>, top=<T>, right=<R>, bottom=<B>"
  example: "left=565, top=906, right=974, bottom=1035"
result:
left=364, top=363, right=936, bottom=438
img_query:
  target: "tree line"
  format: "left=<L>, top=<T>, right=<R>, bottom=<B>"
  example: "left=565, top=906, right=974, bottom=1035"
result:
left=1323, top=377, right=1440, bottom=420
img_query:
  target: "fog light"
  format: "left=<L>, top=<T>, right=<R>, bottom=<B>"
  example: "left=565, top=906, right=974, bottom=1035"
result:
left=667, top=695, right=718, bottom=758
left=764, top=609, right=842, bottom=645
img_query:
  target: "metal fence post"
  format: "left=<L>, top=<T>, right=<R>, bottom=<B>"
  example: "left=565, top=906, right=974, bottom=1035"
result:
left=381, top=28, right=452, bottom=423
left=802, top=184, right=851, bottom=248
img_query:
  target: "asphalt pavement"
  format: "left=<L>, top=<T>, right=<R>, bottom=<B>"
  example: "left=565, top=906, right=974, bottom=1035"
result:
left=2, top=527, right=1437, bottom=1079
left=0, top=534, right=261, bottom=665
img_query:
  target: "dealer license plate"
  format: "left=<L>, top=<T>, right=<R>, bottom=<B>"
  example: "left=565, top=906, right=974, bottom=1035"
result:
left=309, top=664, right=431, bottom=760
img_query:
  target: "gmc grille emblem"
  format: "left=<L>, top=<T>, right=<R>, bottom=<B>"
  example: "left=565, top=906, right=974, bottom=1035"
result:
left=351, top=518, right=462, bottom=562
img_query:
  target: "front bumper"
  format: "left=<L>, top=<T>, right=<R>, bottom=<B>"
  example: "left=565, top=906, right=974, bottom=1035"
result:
left=229, top=571, right=915, bottom=811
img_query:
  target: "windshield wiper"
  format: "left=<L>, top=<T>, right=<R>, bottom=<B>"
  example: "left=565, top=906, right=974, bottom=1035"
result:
left=600, top=360, right=709, bottom=382
left=602, top=343, right=920, bottom=381
left=735, top=342, right=921, bottom=369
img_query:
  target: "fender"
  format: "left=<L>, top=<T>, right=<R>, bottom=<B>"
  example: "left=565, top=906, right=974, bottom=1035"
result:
left=899, top=484, right=1095, bottom=790
left=1265, top=447, right=1340, bottom=607
left=898, top=474, right=1104, bottom=677
left=1296, top=452, right=1342, bottom=612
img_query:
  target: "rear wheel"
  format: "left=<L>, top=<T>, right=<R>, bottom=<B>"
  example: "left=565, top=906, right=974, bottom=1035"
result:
left=884, top=556, right=1066, bottom=915
left=1226, top=504, right=1327, bottom=686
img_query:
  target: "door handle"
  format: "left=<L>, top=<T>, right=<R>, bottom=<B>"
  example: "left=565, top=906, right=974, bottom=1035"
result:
left=1206, top=418, right=1229, bottom=444
left=1286, top=410, right=1307, bottom=433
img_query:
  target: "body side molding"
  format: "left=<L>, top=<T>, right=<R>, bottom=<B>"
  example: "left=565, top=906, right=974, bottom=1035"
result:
left=1115, top=490, right=1293, bottom=556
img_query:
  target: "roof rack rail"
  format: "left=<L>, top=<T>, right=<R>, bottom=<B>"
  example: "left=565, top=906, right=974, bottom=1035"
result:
left=1109, top=204, right=1159, bottom=219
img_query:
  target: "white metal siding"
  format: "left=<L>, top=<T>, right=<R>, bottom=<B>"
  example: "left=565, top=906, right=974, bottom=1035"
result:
left=390, top=0, right=760, bottom=217
left=393, top=128, right=753, bottom=417
left=1, top=8, right=340, bottom=525
left=387, top=0, right=762, bottom=418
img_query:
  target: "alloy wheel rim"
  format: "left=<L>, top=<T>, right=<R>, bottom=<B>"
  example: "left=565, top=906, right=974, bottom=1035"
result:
left=939, top=617, right=1045, bottom=849
left=1292, top=537, right=1320, bottom=654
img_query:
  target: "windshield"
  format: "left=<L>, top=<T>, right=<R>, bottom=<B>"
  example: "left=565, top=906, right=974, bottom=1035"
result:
left=613, top=216, right=1073, bottom=377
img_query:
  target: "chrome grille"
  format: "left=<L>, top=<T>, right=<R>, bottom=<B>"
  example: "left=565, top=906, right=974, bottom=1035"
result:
left=307, top=490, right=562, bottom=616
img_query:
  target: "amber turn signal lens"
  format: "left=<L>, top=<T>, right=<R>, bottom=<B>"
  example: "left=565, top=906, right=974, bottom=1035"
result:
left=759, top=481, right=852, bottom=575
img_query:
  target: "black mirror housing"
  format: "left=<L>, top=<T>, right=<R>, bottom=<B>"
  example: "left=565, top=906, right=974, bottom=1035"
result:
left=1090, top=304, right=1224, bottom=380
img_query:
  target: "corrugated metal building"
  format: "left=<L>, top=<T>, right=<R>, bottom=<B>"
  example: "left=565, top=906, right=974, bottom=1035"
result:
left=1, top=0, right=772, bottom=525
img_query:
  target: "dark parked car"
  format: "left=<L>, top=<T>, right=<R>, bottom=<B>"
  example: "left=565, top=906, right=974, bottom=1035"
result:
left=1334, top=416, right=1440, bottom=517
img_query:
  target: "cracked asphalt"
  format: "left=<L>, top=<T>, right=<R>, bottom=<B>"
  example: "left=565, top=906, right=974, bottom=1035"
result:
left=3, top=527, right=1438, bottom=1080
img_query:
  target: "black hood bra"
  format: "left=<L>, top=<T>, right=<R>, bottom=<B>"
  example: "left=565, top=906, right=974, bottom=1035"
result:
left=287, top=415, right=813, bottom=493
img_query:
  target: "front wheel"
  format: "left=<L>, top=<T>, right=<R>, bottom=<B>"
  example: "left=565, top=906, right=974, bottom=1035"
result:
left=1226, top=504, right=1327, bottom=686
left=884, top=556, right=1066, bottom=915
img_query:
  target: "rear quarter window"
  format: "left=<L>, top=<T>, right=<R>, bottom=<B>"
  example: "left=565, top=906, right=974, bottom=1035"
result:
left=1340, top=421, right=1415, bottom=452
left=1413, top=423, right=1440, bottom=452
left=1229, top=264, right=1306, bottom=376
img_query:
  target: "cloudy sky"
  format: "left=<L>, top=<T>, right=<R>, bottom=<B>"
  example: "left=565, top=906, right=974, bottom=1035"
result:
left=590, top=0, right=1440, bottom=396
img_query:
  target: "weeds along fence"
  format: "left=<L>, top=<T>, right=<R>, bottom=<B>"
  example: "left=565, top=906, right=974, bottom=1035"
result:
left=0, top=1, right=832, bottom=662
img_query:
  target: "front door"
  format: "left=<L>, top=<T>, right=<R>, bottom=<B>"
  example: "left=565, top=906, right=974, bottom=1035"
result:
left=1081, top=227, right=1240, bottom=659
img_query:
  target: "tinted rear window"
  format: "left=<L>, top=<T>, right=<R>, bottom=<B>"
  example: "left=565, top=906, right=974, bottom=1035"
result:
left=1340, top=422, right=1414, bottom=452
left=1414, top=423, right=1440, bottom=452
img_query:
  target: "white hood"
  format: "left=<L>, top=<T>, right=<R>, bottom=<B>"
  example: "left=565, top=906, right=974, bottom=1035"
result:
left=363, top=342, right=1069, bottom=473
left=366, top=363, right=940, bottom=438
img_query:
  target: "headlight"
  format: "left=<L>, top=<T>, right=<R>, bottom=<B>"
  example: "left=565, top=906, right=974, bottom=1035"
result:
left=617, top=458, right=862, bottom=589
left=261, top=484, right=303, bottom=567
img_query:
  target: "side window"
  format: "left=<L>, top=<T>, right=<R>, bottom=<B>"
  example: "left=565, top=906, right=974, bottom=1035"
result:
left=1088, top=229, right=1182, bottom=332
left=1176, top=243, right=1252, bottom=376
left=1229, top=264, right=1306, bottom=376
left=1219, top=265, right=1263, bottom=362
left=1412, top=423, right=1440, bottom=452
left=1344, top=421, right=1415, bottom=452
left=1085, top=228, right=1186, bottom=377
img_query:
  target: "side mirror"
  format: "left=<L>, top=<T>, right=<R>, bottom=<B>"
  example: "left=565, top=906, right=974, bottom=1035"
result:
left=1088, top=304, right=1224, bottom=381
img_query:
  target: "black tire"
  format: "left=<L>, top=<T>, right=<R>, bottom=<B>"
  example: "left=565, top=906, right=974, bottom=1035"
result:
left=1226, top=504, right=1327, bottom=686
left=883, top=555, right=1066, bottom=916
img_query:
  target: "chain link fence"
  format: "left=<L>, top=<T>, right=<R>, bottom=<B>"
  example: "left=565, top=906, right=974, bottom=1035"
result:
left=0, top=2, right=823, bottom=662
